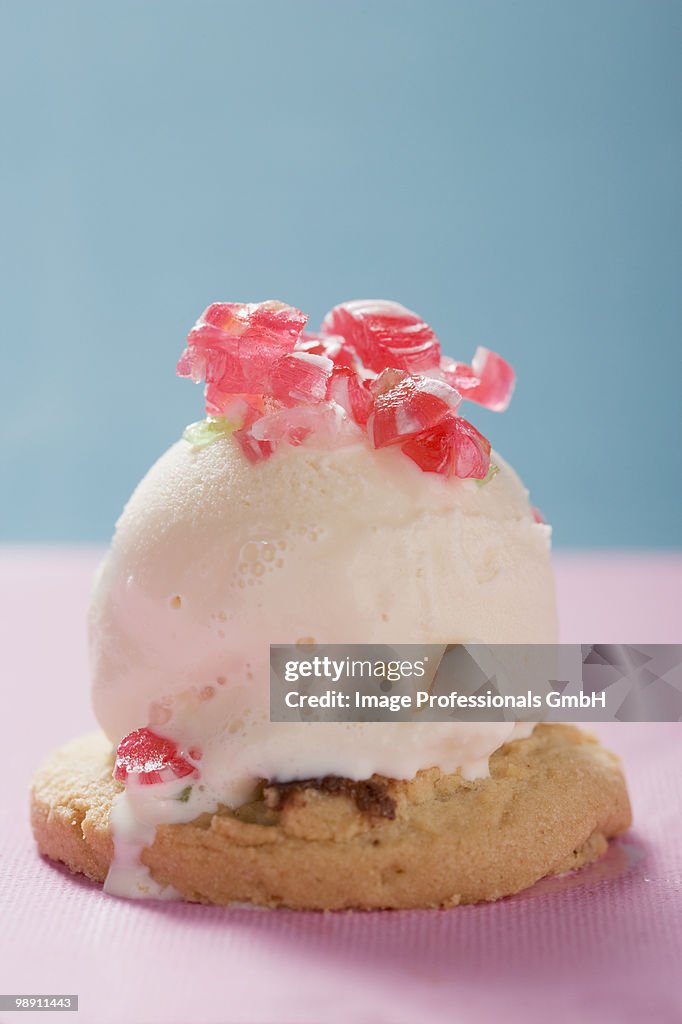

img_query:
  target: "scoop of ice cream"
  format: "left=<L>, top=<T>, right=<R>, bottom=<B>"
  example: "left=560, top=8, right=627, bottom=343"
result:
left=90, top=434, right=558, bottom=808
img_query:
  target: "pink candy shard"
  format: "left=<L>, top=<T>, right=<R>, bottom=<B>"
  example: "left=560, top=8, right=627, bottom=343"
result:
left=296, top=331, right=357, bottom=367
left=269, top=351, right=333, bottom=406
left=439, top=346, right=515, bottom=412
left=233, top=425, right=276, bottom=463
left=367, top=372, right=462, bottom=449
left=401, top=414, right=491, bottom=479
left=114, top=728, right=198, bottom=786
left=203, top=389, right=263, bottom=424
left=532, top=506, right=545, bottom=524
left=177, top=297, right=516, bottom=482
left=177, top=300, right=309, bottom=399
left=321, top=299, right=441, bottom=374
left=326, top=365, right=373, bottom=426
left=369, top=367, right=410, bottom=397
left=250, top=403, right=359, bottom=449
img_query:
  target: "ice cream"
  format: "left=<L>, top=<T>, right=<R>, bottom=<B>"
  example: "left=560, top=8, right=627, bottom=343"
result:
left=85, top=298, right=558, bottom=895
left=91, top=435, right=556, bottom=801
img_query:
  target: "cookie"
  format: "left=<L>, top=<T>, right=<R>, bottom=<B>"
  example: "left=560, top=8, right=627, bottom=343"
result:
left=31, top=724, right=631, bottom=909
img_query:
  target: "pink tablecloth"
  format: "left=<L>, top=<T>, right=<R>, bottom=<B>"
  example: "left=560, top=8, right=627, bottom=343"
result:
left=1, top=548, right=681, bottom=1024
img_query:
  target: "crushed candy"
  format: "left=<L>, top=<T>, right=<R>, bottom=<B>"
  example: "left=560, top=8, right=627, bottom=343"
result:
left=296, top=332, right=356, bottom=367
left=439, top=347, right=515, bottom=412
left=250, top=403, right=359, bottom=449
left=114, top=728, right=198, bottom=786
left=178, top=297, right=520, bottom=483
left=177, top=300, right=308, bottom=396
left=321, top=299, right=441, bottom=374
left=326, top=366, right=373, bottom=426
left=401, top=415, right=491, bottom=479
left=233, top=425, right=275, bottom=464
left=204, top=387, right=263, bottom=422
left=269, top=351, right=333, bottom=406
left=367, top=373, right=462, bottom=448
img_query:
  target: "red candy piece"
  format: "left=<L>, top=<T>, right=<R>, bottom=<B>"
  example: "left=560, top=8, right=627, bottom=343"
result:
left=367, top=373, right=462, bottom=449
left=269, top=351, right=333, bottom=406
left=295, top=331, right=327, bottom=353
left=532, top=506, right=545, bottom=524
left=177, top=301, right=308, bottom=403
left=178, top=297, right=517, bottom=482
left=402, top=414, right=491, bottom=479
left=203, top=389, right=263, bottom=424
left=114, top=728, right=198, bottom=786
left=440, top=347, right=515, bottom=412
left=287, top=425, right=312, bottom=446
left=296, top=332, right=356, bottom=367
left=233, top=425, right=276, bottom=463
left=321, top=300, right=441, bottom=374
left=249, top=403, right=357, bottom=449
left=326, top=366, right=373, bottom=426
left=189, top=301, right=307, bottom=355
left=369, top=367, right=409, bottom=397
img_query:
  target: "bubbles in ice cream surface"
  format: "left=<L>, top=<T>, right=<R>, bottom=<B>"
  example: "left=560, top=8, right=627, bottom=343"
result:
left=177, top=298, right=516, bottom=481
left=233, top=538, right=286, bottom=588
left=239, top=539, right=279, bottom=572
left=231, top=528, right=325, bottom=591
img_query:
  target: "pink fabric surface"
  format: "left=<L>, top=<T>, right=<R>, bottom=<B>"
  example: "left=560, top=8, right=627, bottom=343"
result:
left=1, top=548, right=681, bottom=1024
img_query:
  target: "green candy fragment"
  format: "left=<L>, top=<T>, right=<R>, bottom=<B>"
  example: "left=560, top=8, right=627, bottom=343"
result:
left=177, top=785, right=192, bottom=803
left=475, top=461, right=500, bottom=487
left=182, top=417, right=236, bottom=449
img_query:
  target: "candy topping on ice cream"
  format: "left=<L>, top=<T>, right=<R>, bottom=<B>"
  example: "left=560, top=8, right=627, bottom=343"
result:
left=177, top=298, right=515, bottom=479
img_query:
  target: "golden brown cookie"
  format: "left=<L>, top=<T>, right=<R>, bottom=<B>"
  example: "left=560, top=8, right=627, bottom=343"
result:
left=31, top=724, right=631, bottom=909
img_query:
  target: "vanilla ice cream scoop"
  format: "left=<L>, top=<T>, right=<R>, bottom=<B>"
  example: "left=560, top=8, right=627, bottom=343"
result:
left=90, top=433, right=557, bottom=809
left=87, top=297, right=559, bottom=898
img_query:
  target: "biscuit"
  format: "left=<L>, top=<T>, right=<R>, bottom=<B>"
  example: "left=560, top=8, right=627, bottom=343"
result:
left=31, top=724, right=631, bottom=909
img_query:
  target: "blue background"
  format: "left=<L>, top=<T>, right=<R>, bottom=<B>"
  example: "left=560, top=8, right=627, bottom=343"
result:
left=1, top=0, right=680, bottom=546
